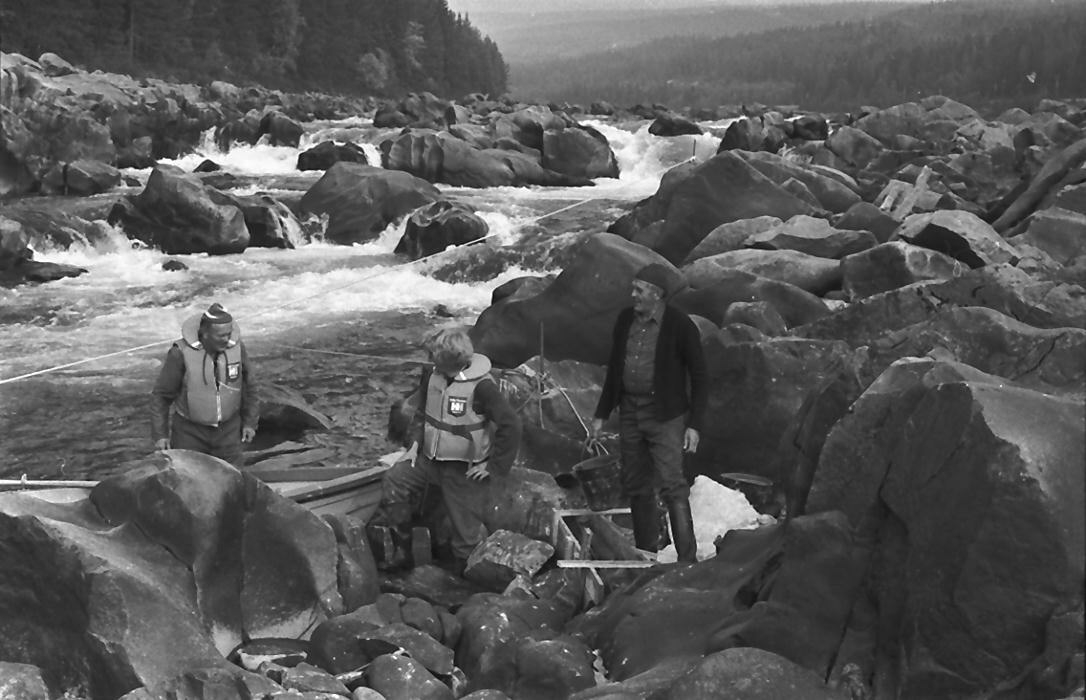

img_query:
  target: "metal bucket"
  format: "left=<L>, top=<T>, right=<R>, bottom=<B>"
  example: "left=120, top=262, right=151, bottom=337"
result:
left=572, top=453, right=625, bottom=511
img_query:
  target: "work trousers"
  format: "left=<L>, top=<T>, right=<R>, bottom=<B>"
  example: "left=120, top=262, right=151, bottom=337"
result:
left=618, top=394, right=689, bottom=500
left=380, top=454, right=494, bottom=561
left=170, top=412, right=244, bottom=467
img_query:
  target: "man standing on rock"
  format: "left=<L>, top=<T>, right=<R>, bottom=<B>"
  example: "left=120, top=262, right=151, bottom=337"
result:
left=151, top=303, right=260, bottom=466
left=591, top=263, right=707, bottom=563
left=375, top=327, right=521, bottom=574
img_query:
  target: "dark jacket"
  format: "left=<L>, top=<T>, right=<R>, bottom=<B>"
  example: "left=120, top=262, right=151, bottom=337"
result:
left=594, top=305, right=707, bottom=431
left=413, top=363, right=522, bottom=476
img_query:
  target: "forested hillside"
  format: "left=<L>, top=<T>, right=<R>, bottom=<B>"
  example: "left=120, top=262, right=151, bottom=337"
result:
left=484, top=2, right=916, bottom=64
left=0, top=0, right=507, bottom=98
left=513, top=0, right=1086, bottom=113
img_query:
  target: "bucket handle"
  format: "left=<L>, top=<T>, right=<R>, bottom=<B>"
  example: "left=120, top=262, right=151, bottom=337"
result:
left=582, top=436, right=608, bottom=457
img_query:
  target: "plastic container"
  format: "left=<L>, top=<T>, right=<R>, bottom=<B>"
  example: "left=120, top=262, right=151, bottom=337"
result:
left=572, top=453, right=626, bottom=511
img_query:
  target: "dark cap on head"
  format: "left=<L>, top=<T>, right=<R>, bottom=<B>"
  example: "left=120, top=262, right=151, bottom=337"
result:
left=202, top=303, right=234, bottom=325
left=634, top=263, right=673, bottom=295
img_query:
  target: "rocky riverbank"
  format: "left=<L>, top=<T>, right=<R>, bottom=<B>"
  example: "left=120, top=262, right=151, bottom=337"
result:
left=1, top=49, right=1084, bottom=700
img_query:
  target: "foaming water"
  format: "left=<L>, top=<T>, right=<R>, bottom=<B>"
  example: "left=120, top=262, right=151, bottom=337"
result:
left=584, top=120, right=722, bottom=197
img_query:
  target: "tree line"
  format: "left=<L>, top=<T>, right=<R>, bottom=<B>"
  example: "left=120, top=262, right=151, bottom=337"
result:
left=512, top=0, right=1086, bottom=114
left=0, top=0, right=507, bottom=99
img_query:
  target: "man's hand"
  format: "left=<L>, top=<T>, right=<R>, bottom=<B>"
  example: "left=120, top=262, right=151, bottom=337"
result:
left=154, top=438, right=170, bottom=452
left=466, top=461, right=490, bottom=481
left=241, top=427, right=256, bottom=443
left=683, top=428, right=700, bottom=454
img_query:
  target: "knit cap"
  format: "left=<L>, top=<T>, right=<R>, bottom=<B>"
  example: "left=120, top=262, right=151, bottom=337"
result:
left=202, top=303, right=234, bottom=325
left=634, top=263, right=673, bottom=294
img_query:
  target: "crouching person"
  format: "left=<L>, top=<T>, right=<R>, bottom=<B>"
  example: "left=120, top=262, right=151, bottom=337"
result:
left=374, top=327, right=521, bottom=574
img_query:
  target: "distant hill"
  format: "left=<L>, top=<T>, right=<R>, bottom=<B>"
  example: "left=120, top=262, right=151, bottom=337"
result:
left=481, top=2, right=917, bottom=64
left=510, top=0, right=1086, bottom=113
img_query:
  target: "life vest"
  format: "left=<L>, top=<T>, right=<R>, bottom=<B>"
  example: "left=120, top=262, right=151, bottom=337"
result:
left=174, top=313, right=244, bottom=427
left=423, top=353, right=494, bottom=463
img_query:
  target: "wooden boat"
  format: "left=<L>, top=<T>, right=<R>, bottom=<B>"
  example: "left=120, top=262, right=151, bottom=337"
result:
left=0, top=463, right=391, bottom=522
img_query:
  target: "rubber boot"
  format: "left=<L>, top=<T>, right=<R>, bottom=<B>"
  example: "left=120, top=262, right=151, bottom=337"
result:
left=667, top=497, right=697, bottom=563
left=629, top=494, right=661, bottom=553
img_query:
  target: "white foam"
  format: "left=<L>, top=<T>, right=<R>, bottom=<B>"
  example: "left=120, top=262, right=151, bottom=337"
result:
left=656, top=475, right=772, bottom=563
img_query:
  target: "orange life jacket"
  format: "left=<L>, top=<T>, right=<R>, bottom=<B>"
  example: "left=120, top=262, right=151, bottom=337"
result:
left=423, top=353, right=493, bottom=463
left=174, top=314, right=244, bottom=426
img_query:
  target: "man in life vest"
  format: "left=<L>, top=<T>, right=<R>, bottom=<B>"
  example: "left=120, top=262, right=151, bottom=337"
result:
left=376, top=327, right=521, bottom=573
left=150, top=303, right=260, bottom=466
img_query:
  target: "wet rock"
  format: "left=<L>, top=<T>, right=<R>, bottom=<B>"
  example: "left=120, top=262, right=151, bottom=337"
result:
left=819, top=373, right=1084, bottom=698
left=14, top=258, right=89, bottom=284
left=194, top=159, right=222, bottom=172
left=683, top=216, right=782, bottom=263
left=0, top=662, right=49, bottom=700
left=609, top=151, right=817, bottom=264
left=379, top=564, right=489, bottom=611
left=360, top=622, right=455, bottom=676
left=690, top=337, right=854, bottom=481
left=684, top=248, right=842, bottom=296
left=841, top=241, right=966, bottom=299
left=665, top=647, right=847, bottom=699
left=826, top=125, right=883, bottom=169
left=365, top=653, right=454, bottom=700
left=299, top=162, right=439, bottom=245
left=298, top=141, right=369, bottom=171
left=396, top=200, right=489, bottom=260
left=259, top=111, right=304, bottom=147
left=231, top=193, right=304, bottom=249
left=309, top=612, right=387, bottom=675
left=271, top=662, right=350, bottom=696
left=736, top=151, right=860, bottom=214
left=512, top=636, right=597, bottom=699
left=834, top=201, right=901, bottom=243
left=111, top=165, right=249, bottom=254
left=463, top=530, right=555, bottom=591
left=721, top=301, right=788, bottom=337
left=257, top=382, right=334, bottom=442
left=135, top=667, right=284, bottom=699
left=894, top=209, right=1019, bottom=268
left=542, top=124, right=619, bottom=179
left=400, top=597, right=444, bottom=642
left=569, top=658, right=697, bottom=699
left=486, top=466, right=573, bottom=541
left=38, top=52, right=75, bottom=77
left=41, top=158, right=121, bottom=195
left=325, top=514, right=381, bottom=613
left=229, top=638, right=310, bottom=671
left=865, top=305, right=1086, bottom=394
left=745, top=214, right=876, bottom=259
left=648, top=111, right=703, bottom=136
left=456, top=594, right=573, bottom=692
left=673, top=268, right=830, bottom=329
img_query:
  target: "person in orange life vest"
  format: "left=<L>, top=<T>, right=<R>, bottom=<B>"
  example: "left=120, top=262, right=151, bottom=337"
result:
left=378, top=327, right=521, bottom=566
left=150, top=303, right=260, bottom=466
left=590, top=263, right=707, bottom=563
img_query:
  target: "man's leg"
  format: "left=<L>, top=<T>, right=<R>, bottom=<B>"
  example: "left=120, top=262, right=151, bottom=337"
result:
left=619, top=398, right=661, bottom=552
left=169, top=414, right=214, bottom=454
left=208, top=414, right=244, bottom=467
left=437, top=460, right=493, bottom=566
left=644, top=415, right=697, bottom=563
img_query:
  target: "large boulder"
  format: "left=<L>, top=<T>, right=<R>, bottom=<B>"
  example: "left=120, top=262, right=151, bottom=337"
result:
left=736, top=151, right=861, bottom=214
left=683, top=216, right=782, bottom=264
left=841, top=241, right=967, bottom=300
left=672, top=268, right=830, bottom=329
left=809, top=366, right=1085, bottom=699
left=296, top=140, right=369, bottom=171
left=542, top=124, right=619, bottom=179
left=663, top=648, right=847, bottom=700
left=648, top=111, right=703, bottom=137
left=109, top=165, right=249, bottom=254
left=299, top=162, right=440, bottom=244
left=683, top=248, right=842, bottom=296
left=40, top=158, right=121, bottom=196
left=396, top=200, right=489, bottom=260
left=744, top=215, right=876, bottom=260
left=257, top=110, right=303, bottom=147
left=893, top=209, right=1020, bottom=268
left=608, top=152, right=818, bottom=265
left=0, top=451, right=341, bottom=698
left=471, top=233, right=666, bottom=367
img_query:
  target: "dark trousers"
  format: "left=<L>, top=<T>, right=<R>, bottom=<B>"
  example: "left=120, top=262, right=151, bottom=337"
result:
left=618, top=394, right=689, bottom=500
left=380, top=454, right=494, bottom=561
left=170, top=412, right=244, bottom=467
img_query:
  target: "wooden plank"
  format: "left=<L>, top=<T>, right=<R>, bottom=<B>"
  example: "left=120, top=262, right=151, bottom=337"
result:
left=268, top=467, right=388, bottom=502
left=557, top=560, right=657, bottom=569
left=250, top=465, right=381, bottom=483
left=554, top=507, right=630, bottom=518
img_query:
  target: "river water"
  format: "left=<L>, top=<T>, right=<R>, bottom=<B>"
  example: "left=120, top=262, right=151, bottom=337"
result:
left=0, top=118, right=726, bottom=480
